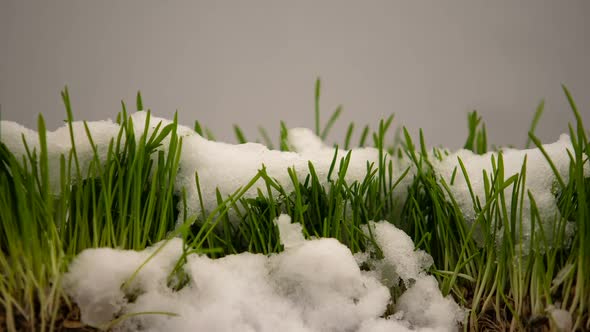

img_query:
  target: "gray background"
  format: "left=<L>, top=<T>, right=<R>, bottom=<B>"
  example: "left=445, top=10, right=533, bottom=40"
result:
left=1, top=0, right=588, bottom=149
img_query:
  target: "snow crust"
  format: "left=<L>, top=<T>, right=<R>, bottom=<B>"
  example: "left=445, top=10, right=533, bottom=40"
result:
left=64, top=215, right=463, bottom=331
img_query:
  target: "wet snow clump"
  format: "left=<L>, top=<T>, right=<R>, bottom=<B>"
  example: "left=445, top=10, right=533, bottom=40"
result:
left=64, top=215, right=463, bottom=331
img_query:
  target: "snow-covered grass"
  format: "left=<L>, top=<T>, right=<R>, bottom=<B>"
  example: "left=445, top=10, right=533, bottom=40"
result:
left=0, top=82, right=589, bottom=331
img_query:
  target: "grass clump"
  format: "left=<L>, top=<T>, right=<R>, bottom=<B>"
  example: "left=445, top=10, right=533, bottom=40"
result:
left=0, top=81, right=589, bottom=331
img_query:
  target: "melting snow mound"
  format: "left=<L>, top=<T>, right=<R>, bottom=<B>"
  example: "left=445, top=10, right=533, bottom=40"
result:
left=434, top=134, right=589, bottom=248
left=64, top=215, right=464, bottom=332
left=0, top=113, right=411, bottom=224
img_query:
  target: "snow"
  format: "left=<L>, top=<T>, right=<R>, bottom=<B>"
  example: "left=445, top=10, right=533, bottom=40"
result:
left=363, top=221, right=434, bottom=287
left=275, top=214, right=305, bottom=249
left=3, top=112, right=579, bottom=245
left=361, top=221, right=464, bottom=331
left=434, top=134, right=588, bottom=248
left=395, top=277, right=464, bottom=331
left=131, top=113, right=410, bottom=224
left=0, top=119, right=121, bottom=191
left=2, top=112, right=586, bottom=255
left=63, top=238, right=183, bottom=327
left=64, top=215, right=463, bottom=331
left=1, top=112, right=411, bottom=224
left=546, top=305, right=572, bottom=332
left=3, top=112, right=585, bottom=330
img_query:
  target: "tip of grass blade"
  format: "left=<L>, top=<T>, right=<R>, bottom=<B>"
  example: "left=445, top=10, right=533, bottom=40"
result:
left=315, top=78, right=321, bottom=136
left=525, top=99, right=545, bottom=149
left=320, top=105, right=343, bottom=141
left=194, top=120, right=204, bottom=136
left=233, top=125, right=247, bottom=144
left=136, top=91, right=144, bottom=111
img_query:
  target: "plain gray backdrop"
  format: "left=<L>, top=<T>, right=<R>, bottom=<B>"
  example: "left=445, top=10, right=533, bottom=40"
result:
left=1, top=0, right=589, bottom=149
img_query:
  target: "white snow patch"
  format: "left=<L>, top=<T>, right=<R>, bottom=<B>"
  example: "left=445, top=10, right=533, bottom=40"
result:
left=396, top=276, right=465, bottom=331
left=63, top=239, right=183, bottom=327
left=364, top=221, right=434, bottom=287
left=1, top=113, right=411, bottom=225
left=148, top=116, right=409, bottom=224
left=434, top=134, right=589, bottom=247
left=3, top=113, right=584, bottom=250
left=546, top=305, right=572, bottom=332
left=1, top=119, right=121, bottom=192
left=362, top=221, right=464, bottom=331
left=275, top=214, right=305, bottom=249
left=64, top=215, right=463, bottom=331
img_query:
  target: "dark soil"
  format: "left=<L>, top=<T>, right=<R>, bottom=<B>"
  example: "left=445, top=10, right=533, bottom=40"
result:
left=1, top=302, right=98, bottom=332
